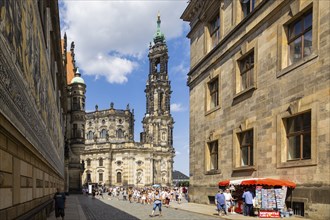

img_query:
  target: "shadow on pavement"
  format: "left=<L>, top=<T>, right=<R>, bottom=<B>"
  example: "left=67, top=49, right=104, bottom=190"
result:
left=78, top=196, right=140, bottom=220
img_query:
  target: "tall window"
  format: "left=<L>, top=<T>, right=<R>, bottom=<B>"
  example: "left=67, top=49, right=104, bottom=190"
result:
left=99, top=173, right=103, bottom=182
left=208, top=141, right=218, bottom=171
left=82, top=98, right=85, bottom=110
left=87, top=173, right=91, bottom=182
left=210, top=15, right=220, bottom=49
left=117, top=172, right=122, bottom=183
left=117, top=129, right=124, bottom=138
left=288, top=11, right=313, bottom=65
left=241, top=0, right=256, bottom=17
left=72, top=97, right=78, bottom=110
left=81, top=124, right=85, bottom=139
left=86, top=159, right=91, bottom=166
left=239, top=51, right=254, bottom=91
left=99, top=158, right=103, bottom=166
left=87, top=131, right=93, bottom=140
left=100, top=129, right=107, bottom=139
left=239, top=129, right=254, bottom=166
left=208, top=77, right=219, bottom=109
left=286, top=112, right=311, bottom=160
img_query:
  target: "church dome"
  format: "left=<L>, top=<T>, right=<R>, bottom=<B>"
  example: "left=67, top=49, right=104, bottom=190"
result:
left=70, top=68, right=85, bottom=84
left=71, top=76, right=85, bottom=84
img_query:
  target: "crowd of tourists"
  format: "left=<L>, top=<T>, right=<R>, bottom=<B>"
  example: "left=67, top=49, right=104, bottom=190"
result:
left=83, top=185, right=188, bottom=217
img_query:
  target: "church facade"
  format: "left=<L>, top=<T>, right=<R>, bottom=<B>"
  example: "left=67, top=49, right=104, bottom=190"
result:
left=69, top=15, right=175, bottom=188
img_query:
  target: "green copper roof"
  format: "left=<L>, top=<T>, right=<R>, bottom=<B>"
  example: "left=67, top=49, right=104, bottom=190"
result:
left=153, top=12, right=165, bottom=44
left=70, top=68, right=85, bottom=84
left=71, top=76, right=85, bottom=84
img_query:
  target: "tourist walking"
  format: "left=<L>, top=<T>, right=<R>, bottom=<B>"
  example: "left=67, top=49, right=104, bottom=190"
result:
left=215, top=189, right=227, bottom=216
left=178, top=191, right=182, bottom=204
left=150, top=190, right=162, bottom=217
left=53, top=188, right=66, bottom=220
left=128, top=189, right=133, bottom=203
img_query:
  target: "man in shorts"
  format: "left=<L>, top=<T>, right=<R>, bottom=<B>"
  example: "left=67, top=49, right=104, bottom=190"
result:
left=53, top=188, right=66, bottom=220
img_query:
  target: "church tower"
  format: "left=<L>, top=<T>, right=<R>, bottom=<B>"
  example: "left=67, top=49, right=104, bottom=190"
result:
left=142, top=13, right=175, bottom=185
left=66, top=41, right=86, bottom=192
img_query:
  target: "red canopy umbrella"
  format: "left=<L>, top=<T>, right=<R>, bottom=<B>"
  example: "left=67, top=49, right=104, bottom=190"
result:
left=218, top=179, right=230, bottom=187
left=218, top=178, right=296, bottom=188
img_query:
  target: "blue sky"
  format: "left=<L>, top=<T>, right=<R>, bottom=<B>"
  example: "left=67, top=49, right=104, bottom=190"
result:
left=59, top=0, right=190, bottom=176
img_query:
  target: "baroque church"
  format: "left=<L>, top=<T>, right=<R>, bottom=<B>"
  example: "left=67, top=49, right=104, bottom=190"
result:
left=65, top=14, right=175, bottom=190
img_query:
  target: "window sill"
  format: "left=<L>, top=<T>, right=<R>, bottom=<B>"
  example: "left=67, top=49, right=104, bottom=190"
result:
left=205, top=106, right=221, bottom=116
left=232, top=166, right=256, bottom=172
left=233, top=86, right=256, bottom=104
left=277, top=159, right=317, bottom=169
left=205, top=170, right=221, bottom=175
left=277, top=53, right=318, bottom=78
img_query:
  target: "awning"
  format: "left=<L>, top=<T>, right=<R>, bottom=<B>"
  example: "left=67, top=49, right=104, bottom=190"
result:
left=218, top=178, right=296, bottom=188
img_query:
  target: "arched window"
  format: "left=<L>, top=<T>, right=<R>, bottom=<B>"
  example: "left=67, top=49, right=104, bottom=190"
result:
left=100, top=129, right=107, bottom=139
left=99, top=158, right=103, bottom=166
left=117, top=129, right=124, bottom=138
left=86, top=158, right=91, bottom=166
left=87, top=131, right=93, bottom=140
left=117, top=172, right=122, bottom=183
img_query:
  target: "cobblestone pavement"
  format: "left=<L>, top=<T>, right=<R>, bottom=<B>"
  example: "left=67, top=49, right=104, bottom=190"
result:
left=77, top=194, right=220, bottom=220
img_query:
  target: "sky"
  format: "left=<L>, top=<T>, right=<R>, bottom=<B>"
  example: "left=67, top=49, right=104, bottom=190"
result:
left=59, top=0, right=190, bottom=176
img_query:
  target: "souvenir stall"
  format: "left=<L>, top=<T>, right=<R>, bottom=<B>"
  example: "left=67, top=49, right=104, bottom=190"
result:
left=218, top=178, right=296, bottom=218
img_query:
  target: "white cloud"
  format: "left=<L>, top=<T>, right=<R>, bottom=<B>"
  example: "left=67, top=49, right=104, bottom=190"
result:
left=171, top=103, right=186, bottom=112
left=60, top=0, right=188, bottom=84
left=172, top=62, right=189, bottom=77
left=83, top=54, right=137, bottom=84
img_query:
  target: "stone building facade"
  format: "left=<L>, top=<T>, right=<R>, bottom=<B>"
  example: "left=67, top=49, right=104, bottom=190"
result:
left=0, top=1, right=67, bottom=219
left=81, top=15, right=175, bottom=188
left=181, top=0, right=329, bottom=219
